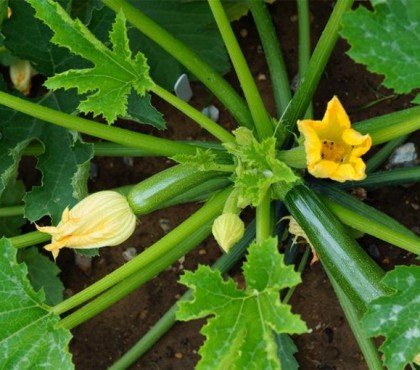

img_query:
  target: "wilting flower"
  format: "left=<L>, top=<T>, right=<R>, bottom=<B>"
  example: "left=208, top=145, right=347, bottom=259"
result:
left=297, top=96, right=371, bottom=182
left=9, top=60, right=37, bottom=95
left=36, top=191, right=136, bottom=259
left=212, top=213, right=244, bottom=253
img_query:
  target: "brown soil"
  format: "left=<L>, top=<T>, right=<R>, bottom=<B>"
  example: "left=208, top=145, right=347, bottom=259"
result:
left=30, top=2, right=419, bottom=369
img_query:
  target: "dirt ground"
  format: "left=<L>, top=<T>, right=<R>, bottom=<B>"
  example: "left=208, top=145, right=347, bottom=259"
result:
left=22, top=2, right=418, bottom=369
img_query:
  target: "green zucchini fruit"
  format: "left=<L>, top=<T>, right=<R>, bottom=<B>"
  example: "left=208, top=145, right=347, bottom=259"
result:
left=283, top=184, right=388, bottom=311
left=128, top=164, right=226, bottom=215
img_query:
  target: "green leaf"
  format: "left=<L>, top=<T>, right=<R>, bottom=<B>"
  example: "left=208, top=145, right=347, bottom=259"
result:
left=276, top=334, right=299, bottom=370
left=0, top=238, right=72, bottom=369
left=362, top=265, right=420, bottom=370
left=3, top=0, right=84, bottom=76
left=70, top=0, right=103, bottom=24
left=225, top=128, right=299, bottom=207
left=18, top=247, right=64, bottom=306
left=172, top=149, right=220, bottom=172
left=177, top=237, right=307, bottom=369
left=0, top=85, right=93, bottom=224
left=341, top=1, right=420, bottom=94
left=0, top=179, right=25, bottom=237
left=27, top=0, right=154, bottom=123
left=412, top=94, right=420, bottom=105
left=124, top=92, right=165, bottom=130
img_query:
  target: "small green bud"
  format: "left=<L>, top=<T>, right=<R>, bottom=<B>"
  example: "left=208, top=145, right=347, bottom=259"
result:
left=212, top=213, right=245, bottom=253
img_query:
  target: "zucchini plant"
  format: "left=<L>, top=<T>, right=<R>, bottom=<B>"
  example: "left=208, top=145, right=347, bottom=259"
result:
left=0, top=0, right=419, bottom=369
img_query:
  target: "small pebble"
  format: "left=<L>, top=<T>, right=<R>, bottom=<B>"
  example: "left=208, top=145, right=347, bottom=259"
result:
left=368, top=244, right=380, bottom=259
left=174, top=74, right=193, bottom=102
left=201, top=105, right=220, bottom=122
left=159, top=218, right=171, bottom=234
left=291, top=73, right=300, bottom=93
left=175, top=353, right=183, bottom=359
left=387, top=143, right=418, bottom=169
left=178, top=256, right=185, bottom=271
left=240, top=28, right=248, bottom=38
left=122, top=247, right=137, bottom=261
left=257, top=73, right=267, bottom=81
left=139, top=309, right=148, bottom=320
left=257, top=45, right=263, bottom=54
left=411, top=203, right=419, bottom=210
left=290, top=14, right=298, bottom=22
left=75, top=253, right=92, bottom=274
left=175, top=294, right=181, bottom=299
left=123, top=157, right=134, bottom=167
left=198, top=249, right=206, bottom=255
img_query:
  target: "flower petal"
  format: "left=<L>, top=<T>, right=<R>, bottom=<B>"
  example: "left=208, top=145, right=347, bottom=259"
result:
left=323, top=96, right=351, bottom=131
left=309, top=160, right=340, bottom=179
left=342, top=129, right=372, bottom=157
left=298, top=120, right=322, bottom=164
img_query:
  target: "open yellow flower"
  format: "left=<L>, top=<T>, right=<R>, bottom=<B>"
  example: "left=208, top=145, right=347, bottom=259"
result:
left=36, top=191, right=136, bottom=259
left=297, top=96, right=371, bottom=182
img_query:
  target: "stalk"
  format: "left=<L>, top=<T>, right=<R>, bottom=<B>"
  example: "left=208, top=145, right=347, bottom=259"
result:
left=329, top=276, right=384, bottom=370
left=366, top=135, right=408, bottom=173
left=278, top=0, right=354, bottom=146
left=10, top=231, right=50, bottom=249
left=248, top=0, right=291, bottom=117
left=277, top=146, right=306, bottom=168
left=283, top=246, right=310, bottom=304
left=0, top=91, right=197, bottom=157
left=297, top=0, right=313, bottom=118
left=354, top=106, right=420, bottom=144
left=151, top=85, right=234, bottom=143
left=59, top=222, right=212, bottom=329
left=208, top=0, right=273, bottom=139
left=338, top=167, right=420, bottom=190
left=108, top=221, right=256, bottom=370
left=0, top=205, right=24, bottom=217
left=52, top=187, right=231, bottom=315
left=256, top=192, right=272, bottom=242
left=102, top=0, right=253, bottom=129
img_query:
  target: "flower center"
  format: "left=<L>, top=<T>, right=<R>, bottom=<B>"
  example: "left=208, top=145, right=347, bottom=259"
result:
left=321, top=140, right=346, bottom=162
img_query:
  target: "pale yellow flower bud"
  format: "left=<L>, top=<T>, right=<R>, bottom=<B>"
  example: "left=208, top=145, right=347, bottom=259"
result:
left=212, top=213, right=244, bottom=253
left=36, top=191, right=136, bottom=259
left=10, top=60, right=37, bottom=95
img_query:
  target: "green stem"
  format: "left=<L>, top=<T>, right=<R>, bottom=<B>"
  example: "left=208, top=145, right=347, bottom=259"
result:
left=248, top=0, right=291, bottom=117
left=10, top=231, right=50, bottom=249
left=0, top=205, right=24, bottom=217
left=151, top=85, right=234, bottom=142
left=354, top=106, right=420, bottom=145
left=338, top=167, right=420, bottom=190
left=52, top=187, right=231, bottom=315
left=208, top=0, right=273, bottom=139
left=278, top=0, right=354, bottom=146
left=0, top=91, right=197, bottom=157
left=329, top=276, right=383, bottom=370
left=59, top=222, right=212, bottom=329
left=320, top=195, right=420, bottom=255
left=102, top=0, right=253, bottom=129
left=277, top=146, right=306, bottom=168
left=108, top=220, right=256, bottom=369
left=283, top=246, right=310, bottom=304
left=297, top=0, right=313, bottom=118
left=256, top=192, right=272, bottom=242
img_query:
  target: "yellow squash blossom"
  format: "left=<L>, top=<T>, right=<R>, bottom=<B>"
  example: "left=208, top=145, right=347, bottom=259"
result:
left=298, top=96, right=371, bottom=182
left=36, top=191, right=136, bottom=259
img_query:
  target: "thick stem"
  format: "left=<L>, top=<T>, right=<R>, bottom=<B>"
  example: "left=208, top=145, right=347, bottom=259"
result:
left=248, top=0, right=291, bottom=117
left=256, top=192, right=272, bottom=242
left=0, top=205, right=24, bottom=217
left=52, top=187, right=231, bottom=315
left=278, top=0, right=354, bottom=147
left=10, top=231, right=50, bottom=249
left=0, top=91, right=197, bottom=157
left=297, top=0, right=313, bottom=118
left=102, top=0, right=253, bottom=129
left=208, top=0, right=273, bottom=139
left=151, top=85, right=234, bottom=143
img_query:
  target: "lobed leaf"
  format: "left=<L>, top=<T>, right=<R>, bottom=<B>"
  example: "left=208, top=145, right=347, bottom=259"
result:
left=362, top=265, right=420, bottom=370
left=0, top=238, right=72, bottom=369
left=341, top=0, right=420, bottom=94
left=26, top=0, right=155, bottom=123
left=177, top=237, right=307, bottom=369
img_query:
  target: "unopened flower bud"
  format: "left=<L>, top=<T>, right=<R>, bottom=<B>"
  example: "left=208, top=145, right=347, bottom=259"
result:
left=212, top=213, right=244, bottom=253
left=36, top=191, right=136, bottom=259
left=10, top=60, right=36, bottom=95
